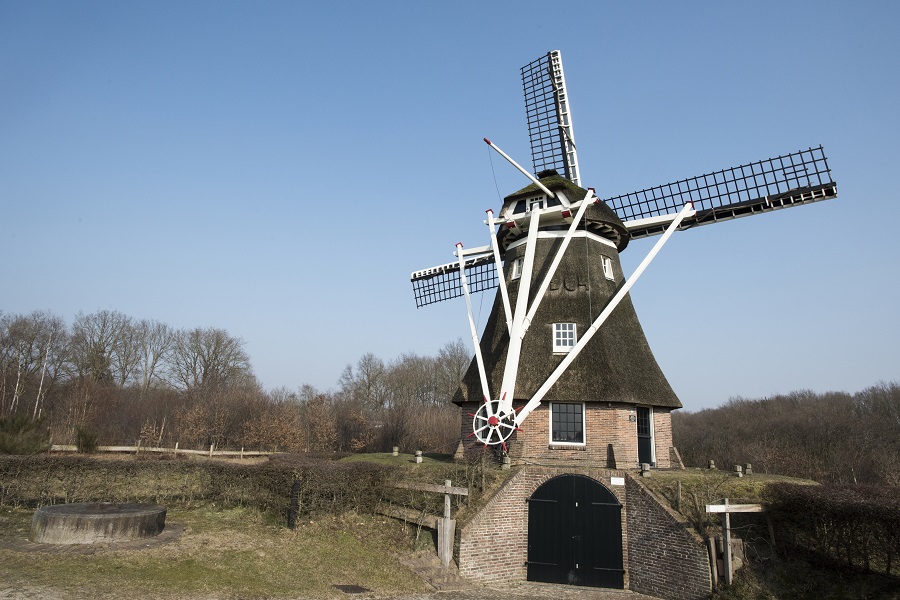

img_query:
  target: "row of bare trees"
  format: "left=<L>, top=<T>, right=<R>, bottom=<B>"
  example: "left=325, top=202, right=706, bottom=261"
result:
left=0, top=310, right=468, bottom=455
left=673, top=383, right=900, bottom=485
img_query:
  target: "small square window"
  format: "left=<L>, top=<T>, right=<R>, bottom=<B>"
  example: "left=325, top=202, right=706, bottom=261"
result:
left=511, top=257, right=524, bottom=280
left=601, top=256, right=614, bottom=281
left=553, top=323, right=576, bottom=353
left=551, top=402, right=584, bottom=444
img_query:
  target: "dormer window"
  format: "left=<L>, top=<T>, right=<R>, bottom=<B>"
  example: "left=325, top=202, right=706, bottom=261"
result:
left=553, top=323, right=576, bottom=353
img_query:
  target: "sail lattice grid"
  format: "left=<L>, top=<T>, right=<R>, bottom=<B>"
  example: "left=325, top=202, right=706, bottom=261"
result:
left=522, top=51, right=578, bottom=183
left=606, top=146, right=837, bottom=238
left=411, top=255, right=498, bottom=308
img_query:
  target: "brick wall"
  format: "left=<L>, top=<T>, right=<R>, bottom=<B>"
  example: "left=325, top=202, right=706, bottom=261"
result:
left=625, top=474, right=711, bottom=600
left=652, top=408, right=673, bottom=469
left=458, top=402, right=676, bottom=471
left=456, top=466, right=710, bottom=598
left=457, top=466, right=629, bottom=586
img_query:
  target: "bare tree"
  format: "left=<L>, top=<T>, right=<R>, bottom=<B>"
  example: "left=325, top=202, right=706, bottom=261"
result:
left=167, top=327, right=254, bottom=393
left=435, top=338, right=470, bottom=404
left=71, top=310, right=130, bottom=383
left=135, top=319, right=173, bottom=394
left=110, top=316, right=141, bottom=387
left=0, top=311, right=67, bottom=416
left=305, top=393, right=337, bottom=451
left=339, top=353, right=389, bottom=410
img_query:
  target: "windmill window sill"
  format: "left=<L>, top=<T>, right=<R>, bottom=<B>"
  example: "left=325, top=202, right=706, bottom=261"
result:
left=548, top=444, right=586, bottom=451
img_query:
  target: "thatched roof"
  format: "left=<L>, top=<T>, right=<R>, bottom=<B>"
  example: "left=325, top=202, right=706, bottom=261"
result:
left=452, top=234, right=681, bottom=409
left=497, top=173, right=631, bottom=252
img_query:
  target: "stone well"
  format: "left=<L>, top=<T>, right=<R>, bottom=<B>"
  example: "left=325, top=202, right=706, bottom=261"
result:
left=30, top=502, right=166, bottom=545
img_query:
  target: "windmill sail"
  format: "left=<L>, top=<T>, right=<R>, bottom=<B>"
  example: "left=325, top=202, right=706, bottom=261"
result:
left=410, top=146, right=837, bottom=307
left=611, top=146, right=837, bottom=239
left=522, top=50, right=580, bottom=185
left=410, top=253, right=497, bottom=308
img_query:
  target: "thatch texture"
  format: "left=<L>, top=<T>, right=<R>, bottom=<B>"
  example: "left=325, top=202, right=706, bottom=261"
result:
left=497, top=174, right=631, bottom=252
left=453, top=229, right=681, bottom=409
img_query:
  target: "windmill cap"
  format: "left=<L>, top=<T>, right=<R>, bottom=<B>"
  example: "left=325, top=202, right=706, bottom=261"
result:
left=501, top=173, right=630, bottom=251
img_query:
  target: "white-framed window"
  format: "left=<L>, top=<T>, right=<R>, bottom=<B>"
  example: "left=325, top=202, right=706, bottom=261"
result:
left=553, top=323, right=576, bottom=353
left=529, top=198, right=546, bottom=212
left=601, top=256, right=614, bottom=280
left=511, top=256, right=524, bottom=280
left=550, top=402, right=585, bottom=445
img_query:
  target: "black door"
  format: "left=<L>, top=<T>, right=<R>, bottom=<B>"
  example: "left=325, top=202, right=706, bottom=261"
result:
left=636, top=406, right=653, bottom=466
left=527, top=474, right=624, bottom=588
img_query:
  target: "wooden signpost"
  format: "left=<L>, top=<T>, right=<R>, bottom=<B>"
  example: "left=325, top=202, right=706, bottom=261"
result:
left=394, top=480, right=468, bottom=567
left=705, top=499, right=763, bottom=585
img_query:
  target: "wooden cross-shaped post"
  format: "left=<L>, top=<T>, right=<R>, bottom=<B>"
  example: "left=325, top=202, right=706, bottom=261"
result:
left=706, top=499, right=762, bottom=586
left=394, top=480, right=469, bottom=567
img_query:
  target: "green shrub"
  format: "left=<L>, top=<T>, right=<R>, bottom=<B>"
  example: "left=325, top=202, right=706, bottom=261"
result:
left=0, top=414, right=50, bottom=455
left=75, top=428, right=98, bottom=453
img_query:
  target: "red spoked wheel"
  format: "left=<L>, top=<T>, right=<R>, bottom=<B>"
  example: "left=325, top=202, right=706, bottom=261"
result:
left=470, top=400, right=516, bottom=447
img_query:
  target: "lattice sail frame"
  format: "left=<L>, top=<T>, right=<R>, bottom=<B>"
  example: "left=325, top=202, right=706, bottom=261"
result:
left=522, top=50, right=580, bottom=185
left=410, top=146, right=837, bottom=307
left=611, top=146, right=836, bottom=239
left=411, top=254, right=497, bottom=308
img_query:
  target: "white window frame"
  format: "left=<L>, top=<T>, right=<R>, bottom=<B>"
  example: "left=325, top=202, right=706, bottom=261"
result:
left=511, top=256, right=524, bottom=280
left=549, top=402, right=586, bottom=446
left=636, top=405, right=657, bottom=466
left=553, top=323, right=577, bottom=353
left=601, top=255, right=614, bottom=281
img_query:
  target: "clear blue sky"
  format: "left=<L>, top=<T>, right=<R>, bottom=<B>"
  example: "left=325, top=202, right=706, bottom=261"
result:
left=2, top=1, right=897, bottom=410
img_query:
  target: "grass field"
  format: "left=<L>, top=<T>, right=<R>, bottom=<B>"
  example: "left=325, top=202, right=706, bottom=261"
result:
left=0, top=502, right=429, bottom=600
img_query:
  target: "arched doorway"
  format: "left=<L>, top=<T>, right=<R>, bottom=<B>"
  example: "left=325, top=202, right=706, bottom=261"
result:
left=526, top=474, right=624, bottom=588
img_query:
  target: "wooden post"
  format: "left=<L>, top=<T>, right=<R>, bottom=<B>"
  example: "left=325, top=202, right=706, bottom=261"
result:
left=767, top=516, right=777, bottom=550
left=174, top=441, right=179, bottom=457
left=437, top=517, right=456, bottom=567
left=723, top=498, right=733, bottom=585
left=444, top=480, right=451, bottom=519
left=707, top=536, right=718, bottom=589
left=438, top=479, right=455, bottom=567
left=676, top=480, right=682, bottom=512
left=705, top=500, right=763, bottom=585
left=209, top=444, right=214, bottom=458
left=288, top=480, right=301, bottom=529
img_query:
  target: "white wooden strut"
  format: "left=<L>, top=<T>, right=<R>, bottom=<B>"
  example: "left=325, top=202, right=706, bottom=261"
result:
left=455, top=243, right=492, bottom=408
left=496, top=189, right=596, bottom=416
left=513, top=201, right=695, bottom=426
left=496, top=207, right=542, bottom=415
left=485, top=209, right=513, bottom=334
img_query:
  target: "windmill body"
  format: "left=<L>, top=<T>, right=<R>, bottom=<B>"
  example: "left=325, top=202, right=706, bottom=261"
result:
left=412, top=51, right=836, bottom=467
left=409, top=50, right=837, bottom=593
left=452, top=173, right=680, bottom=467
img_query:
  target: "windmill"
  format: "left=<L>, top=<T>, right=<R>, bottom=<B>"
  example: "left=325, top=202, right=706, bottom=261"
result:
left=410, top=50, right=837, bottom=460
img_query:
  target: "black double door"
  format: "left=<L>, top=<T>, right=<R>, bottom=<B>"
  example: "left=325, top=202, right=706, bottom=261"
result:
left=526, top=474, right=624, bottom=588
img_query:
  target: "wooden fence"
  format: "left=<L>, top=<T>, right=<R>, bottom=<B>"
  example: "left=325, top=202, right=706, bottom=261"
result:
left=49, top=443, right=271, bottom=459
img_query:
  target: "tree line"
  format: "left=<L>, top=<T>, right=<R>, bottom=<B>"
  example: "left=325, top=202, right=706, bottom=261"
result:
left=0, top=309, right=468, bottom=454
left=673, top=383, right=900, bottom=486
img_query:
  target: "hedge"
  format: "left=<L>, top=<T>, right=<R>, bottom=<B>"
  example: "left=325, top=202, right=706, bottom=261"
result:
left=765, top=482, right=900, bottom=575
left=0, top=454, right=399, bottom=523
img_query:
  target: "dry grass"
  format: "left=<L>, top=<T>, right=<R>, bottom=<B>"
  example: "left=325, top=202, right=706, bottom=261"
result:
left=0, top=503, right=428, bottom=599
left=638, top=468, right=816, bottom=537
